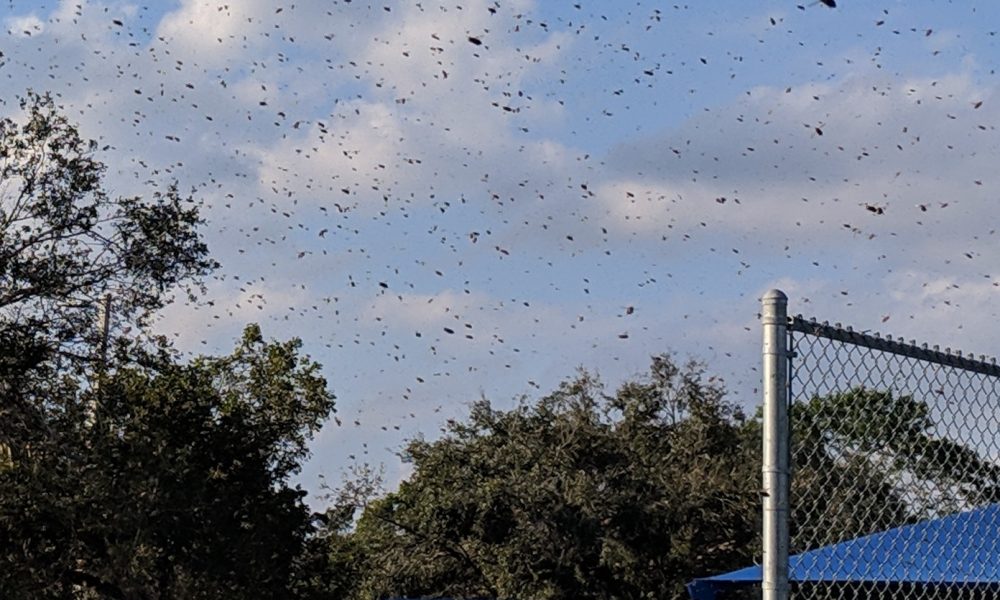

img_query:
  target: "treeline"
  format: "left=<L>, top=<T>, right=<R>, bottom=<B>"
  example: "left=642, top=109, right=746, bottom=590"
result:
left=3, top=95, right=998, bottom=599
left=318, top=361, right=1000, bottom=600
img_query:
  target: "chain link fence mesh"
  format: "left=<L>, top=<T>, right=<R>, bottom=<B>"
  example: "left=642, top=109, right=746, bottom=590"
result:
left=786, top=316, right=1000, bottom=600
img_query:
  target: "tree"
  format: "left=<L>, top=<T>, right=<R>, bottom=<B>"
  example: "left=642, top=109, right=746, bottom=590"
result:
left=788, top=387, right=1000, bottom=551
left=0, top=326, right=336, bottom=599
left=347, top=357, right=760, bottom=600
left=0, top=94, right=339, bottom=599
left=289, top=466, right=383, bottom=600
left=0, top=91, right=215, bottom=375
left=335, top=364, right=1000, bottom=600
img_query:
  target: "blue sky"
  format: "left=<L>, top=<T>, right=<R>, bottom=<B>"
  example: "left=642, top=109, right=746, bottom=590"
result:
left=4, top=0, right=1000, bottom=501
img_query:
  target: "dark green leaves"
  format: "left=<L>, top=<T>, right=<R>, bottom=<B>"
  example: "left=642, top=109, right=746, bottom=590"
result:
left=0, top=95, right=335, bottom=598
left=348, top=356, right=759, bottom=600
left=0, top=327, right=336, bottom=599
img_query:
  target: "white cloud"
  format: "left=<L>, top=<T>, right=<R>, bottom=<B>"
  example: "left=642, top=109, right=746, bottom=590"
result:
left=596, top=71, right=999, bottom=267
left=364, top=289, right=492, bottom=328
left=243, top=0, right=575, bottom=218
left=153, top=281, right=311, bottom=355
left=155, top=0, right=270, bottom=67
left=5, top=13, right=44, bottom=37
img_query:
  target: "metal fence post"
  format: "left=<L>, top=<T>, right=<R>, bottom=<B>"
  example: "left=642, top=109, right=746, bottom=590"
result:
left=761, top=289, right=789, bottom=600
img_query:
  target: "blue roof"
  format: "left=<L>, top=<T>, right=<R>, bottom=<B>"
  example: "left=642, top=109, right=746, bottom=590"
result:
left=687, top=503, right=1000, bottom=600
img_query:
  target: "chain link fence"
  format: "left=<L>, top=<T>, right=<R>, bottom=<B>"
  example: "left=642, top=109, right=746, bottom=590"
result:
left=772, top=302, right=1000, bottom=599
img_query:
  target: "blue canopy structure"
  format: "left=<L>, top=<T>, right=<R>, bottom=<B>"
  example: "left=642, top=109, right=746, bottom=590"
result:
left=687, top=504, right=1000, bottom=600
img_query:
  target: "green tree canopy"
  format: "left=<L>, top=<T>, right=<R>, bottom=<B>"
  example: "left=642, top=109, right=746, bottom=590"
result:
left=330, top=365, right=1000, bottom=600
left=349, top=357, right=760, bottom=600
left=789, top=387, right=1000, bottom=550
left=0, top=93, right=339, bottom=599
left=0, top=326, right=336, bottom=599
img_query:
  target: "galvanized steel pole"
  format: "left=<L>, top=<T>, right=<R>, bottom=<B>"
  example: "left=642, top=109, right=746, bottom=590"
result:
left=761, top=289, right=789, bottom=600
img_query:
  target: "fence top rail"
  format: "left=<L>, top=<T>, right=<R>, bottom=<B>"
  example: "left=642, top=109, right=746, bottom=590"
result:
left=788, top=315, right=1000, bottom=378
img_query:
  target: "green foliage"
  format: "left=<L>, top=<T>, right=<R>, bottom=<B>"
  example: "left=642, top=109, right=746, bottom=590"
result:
left=789, top=388, right=1000, bottom=549
left=347, top=357, right=760, bottom=600
left=0, top=328, right=336, bottom=599
left=0, top=95, right=338, bottom=599
left=323, top=370, right=1000, bottom=600
left=289, top=468, right=383, bottom=600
